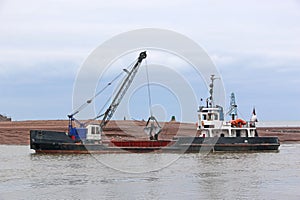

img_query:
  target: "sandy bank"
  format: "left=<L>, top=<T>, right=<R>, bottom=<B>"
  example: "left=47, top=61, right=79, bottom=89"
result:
left=1, top=120, right=299, bottom=145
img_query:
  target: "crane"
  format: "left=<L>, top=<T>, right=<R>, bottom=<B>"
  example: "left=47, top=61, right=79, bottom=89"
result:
left=67, top=51, right=147, bottom=142
left=99, top=51, right=147, bottom=129
left=227, top=92, right=238, bottom=120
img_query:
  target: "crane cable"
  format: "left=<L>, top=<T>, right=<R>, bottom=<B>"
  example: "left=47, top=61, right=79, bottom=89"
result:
left=144, top=60, right=161, bottom=140
left=81, top=60, right=138, bottom=125
left=69, top=58, right=138, bottom=117
left=145, top=59, right=153, bottom=117
left=94, top=58, right=139, bottom=118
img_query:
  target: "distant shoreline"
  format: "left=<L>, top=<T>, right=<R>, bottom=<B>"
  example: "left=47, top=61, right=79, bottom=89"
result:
left=0, top=120, right=300, bottom=145
left=257, top=121, right=300, bottom=128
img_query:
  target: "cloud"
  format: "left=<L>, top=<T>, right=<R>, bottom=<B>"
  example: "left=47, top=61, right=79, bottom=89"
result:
left=0, top=0, right=300, bottom=120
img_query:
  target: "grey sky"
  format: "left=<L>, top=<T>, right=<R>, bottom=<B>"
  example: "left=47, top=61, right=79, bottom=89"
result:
left=0, top=0, right=299, bottom=121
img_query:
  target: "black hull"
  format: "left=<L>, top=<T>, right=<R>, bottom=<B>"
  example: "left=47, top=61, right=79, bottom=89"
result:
left=30, top=130, right=280, bottom=154
left=174, top=137, right=280, bottom=152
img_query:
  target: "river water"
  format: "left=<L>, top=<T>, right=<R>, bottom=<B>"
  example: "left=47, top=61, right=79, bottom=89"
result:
left=0, top=144, right=299, bottom=200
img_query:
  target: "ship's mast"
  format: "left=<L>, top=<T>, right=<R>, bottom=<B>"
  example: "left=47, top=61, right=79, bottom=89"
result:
left=207, top=75, right=218, bottom=108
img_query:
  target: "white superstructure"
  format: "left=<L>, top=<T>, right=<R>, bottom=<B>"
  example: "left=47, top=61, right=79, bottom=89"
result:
left=197, top=75, right=258, bottom=138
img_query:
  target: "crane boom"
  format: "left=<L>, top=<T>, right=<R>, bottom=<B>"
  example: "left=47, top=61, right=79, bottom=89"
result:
left=100, top=51, right=147, bottom=129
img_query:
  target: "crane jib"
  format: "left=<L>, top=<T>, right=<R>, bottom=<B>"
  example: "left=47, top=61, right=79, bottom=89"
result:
left=100, top=51, right=147, bottom=129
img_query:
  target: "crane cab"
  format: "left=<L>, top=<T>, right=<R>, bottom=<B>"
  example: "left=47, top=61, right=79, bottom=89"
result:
left=86, top=124, right=101, bottom=141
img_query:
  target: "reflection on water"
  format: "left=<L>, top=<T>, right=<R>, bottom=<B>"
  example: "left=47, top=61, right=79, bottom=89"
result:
left=0, top=144, right=299, bottom=199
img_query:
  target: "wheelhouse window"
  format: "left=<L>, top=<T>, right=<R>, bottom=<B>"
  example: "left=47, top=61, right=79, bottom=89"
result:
left=207, top=114, right=212, bottom=120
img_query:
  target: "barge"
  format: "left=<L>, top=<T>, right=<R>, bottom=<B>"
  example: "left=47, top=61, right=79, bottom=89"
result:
left=30, top=52, right=280, bottom=153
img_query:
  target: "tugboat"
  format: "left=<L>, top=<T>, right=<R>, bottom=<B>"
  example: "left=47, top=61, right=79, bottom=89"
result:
left=30, top=53, right=280, bottom=153
left=174, top=75, right=280, bottom=152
